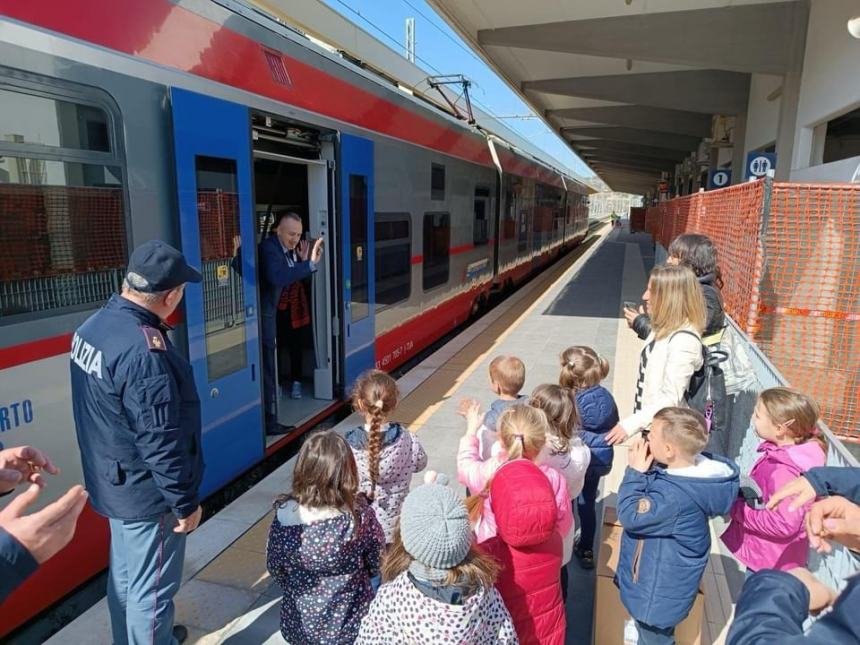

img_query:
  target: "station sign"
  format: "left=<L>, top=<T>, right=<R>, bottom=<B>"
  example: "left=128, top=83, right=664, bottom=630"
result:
left=707, top=169, right=732, bottom=189
left=745, top=152, right=777, bottom=179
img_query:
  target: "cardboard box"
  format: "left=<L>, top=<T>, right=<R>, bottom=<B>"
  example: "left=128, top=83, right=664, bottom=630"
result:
left=593, top=507, right=704, bottom=645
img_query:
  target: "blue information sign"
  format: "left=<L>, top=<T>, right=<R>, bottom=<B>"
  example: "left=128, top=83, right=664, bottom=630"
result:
left=707, top=169, right=732, bottom=189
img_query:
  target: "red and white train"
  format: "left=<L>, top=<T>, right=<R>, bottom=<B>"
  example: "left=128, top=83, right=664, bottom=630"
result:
left=0, top=0, right=591, bottom=634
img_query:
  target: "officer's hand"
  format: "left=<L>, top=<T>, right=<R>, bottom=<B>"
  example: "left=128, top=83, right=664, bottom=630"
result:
left=0, top=446, right=61, bottom=494
left=174, top=505, right=202, bottom=534
left=0, top=484, right=88, bottom=563
left=297, top=239, right=310, bottom=262
left=311, top=236, right=324, bottom=264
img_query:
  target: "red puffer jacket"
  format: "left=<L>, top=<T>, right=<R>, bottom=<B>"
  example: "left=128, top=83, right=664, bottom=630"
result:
left=483, top=460, right=566, bottom=645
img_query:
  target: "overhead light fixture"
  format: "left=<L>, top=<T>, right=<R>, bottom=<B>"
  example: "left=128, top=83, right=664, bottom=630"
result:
left=849, top=16, right=860, bottom=38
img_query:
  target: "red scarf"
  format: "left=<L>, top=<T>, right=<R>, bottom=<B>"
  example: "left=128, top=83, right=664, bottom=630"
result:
left=278, top=282, right=310, bottom=328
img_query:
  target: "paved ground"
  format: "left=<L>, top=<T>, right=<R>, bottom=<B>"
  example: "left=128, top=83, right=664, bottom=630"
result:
left=49, top=224, right=741, bottom=644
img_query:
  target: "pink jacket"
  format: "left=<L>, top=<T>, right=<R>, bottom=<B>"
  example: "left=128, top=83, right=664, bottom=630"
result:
left=721, top=440, right=826, bottom=571
left=457, top=435, right=573, bottom=544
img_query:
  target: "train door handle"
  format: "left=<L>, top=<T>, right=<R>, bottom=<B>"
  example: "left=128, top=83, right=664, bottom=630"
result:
left=210, top=387, right=220, bottom=398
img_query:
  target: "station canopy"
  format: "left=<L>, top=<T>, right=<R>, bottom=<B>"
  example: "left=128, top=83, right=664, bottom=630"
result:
left=426, top=0, right=805, bottom=194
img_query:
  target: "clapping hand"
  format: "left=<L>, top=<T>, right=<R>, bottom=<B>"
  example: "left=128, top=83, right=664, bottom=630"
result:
left=457, top=398, right=482, bottom=436
left=0, top=446, right=60, bottom=494
left=232, top=235, right=241, bottom=256
left=805, top=495, right=860, bottom=554
left=628, top=436, right=653, bottom=473
left=297, top=239, right=310, bottom=262
left=767, top=474, right=817, bottom=512
left=311, top=236, right=324, bottom=264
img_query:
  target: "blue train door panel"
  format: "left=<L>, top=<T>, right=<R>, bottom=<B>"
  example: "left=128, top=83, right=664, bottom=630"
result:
left=339, top=134, right=375, bottom=389
left=170, top=88, right=263, bottom=496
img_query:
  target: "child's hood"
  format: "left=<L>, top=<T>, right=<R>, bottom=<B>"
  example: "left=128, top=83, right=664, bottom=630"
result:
left=659, top=452, right=740, bottom=517
left=575, top=385, right=619, bottom=432
left=345, top=422, right=404, bottom=449
left=489, top=459, right=558, bottom=547
left=757, top=439, right=826, bottom=473
left=276, top=499, right=345, bottom=526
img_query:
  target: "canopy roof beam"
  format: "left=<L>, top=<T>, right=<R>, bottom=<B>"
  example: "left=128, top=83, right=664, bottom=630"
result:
left=547, top=105, right=713, bottom=138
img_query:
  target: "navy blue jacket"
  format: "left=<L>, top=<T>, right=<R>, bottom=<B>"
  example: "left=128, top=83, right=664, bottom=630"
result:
left=70, top=295, right=203, bottom=521
left=575, top=385, right=619, bottom=475
left=805, top=466, right=860, bottom=504
left=0, top=527, right=38, bottom=602
left=258, top=235, right=315, bottom=347
left=728, top=570, right=860, bottom=644
left=616, top=454, right=739, bottom=629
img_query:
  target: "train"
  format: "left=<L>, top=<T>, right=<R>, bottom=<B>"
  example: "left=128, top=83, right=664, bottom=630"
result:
left=0, top=0, right=591, bottom=634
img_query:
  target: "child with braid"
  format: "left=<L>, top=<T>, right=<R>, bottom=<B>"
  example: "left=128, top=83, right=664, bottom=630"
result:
left=346, top=369, right=427, bottom=544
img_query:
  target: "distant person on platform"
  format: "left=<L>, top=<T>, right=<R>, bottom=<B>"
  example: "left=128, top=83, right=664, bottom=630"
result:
left=70, top=241, right=205, bottom=645
left=0, top=445, right=87, bottom=603
left=232, top=212, right=324, bottom=435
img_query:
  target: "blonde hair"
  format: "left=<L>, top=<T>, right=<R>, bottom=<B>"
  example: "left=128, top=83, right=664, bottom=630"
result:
left=649, top=265, right=706, bottom=339
left=382, top=527, right=499, bottom=593
left=464, top=405, right=549, bottom=521
left=758, top=387, right=825, bottom=452
left=559, top=346, right=610, bottom=390
left=351, top=369, right=399, bottom=500
left=529, top=384, right=579, bottom=453
left=653, top=407, right=708, bottom=457
left=489, top=355, right=526, bottom=397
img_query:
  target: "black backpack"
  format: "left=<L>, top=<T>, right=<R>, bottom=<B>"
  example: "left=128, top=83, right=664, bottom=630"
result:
left=669, top=330, right=729, bottom=455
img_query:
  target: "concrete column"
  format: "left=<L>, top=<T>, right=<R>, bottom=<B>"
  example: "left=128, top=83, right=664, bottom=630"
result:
left=731, top=112, right=748, bottom=183
left=775, top=0, right=811, bottom=180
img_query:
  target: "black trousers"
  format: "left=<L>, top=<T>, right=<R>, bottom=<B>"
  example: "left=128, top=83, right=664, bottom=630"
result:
left=276, top=312, right=310, bottom=383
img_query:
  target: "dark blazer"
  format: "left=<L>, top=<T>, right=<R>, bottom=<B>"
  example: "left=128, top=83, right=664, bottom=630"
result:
left=257, top=235, right=315, bottom=347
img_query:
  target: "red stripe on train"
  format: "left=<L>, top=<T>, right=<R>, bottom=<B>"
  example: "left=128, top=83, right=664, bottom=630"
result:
left=0, top=333, right=71, bottom=370
left=0, top=0, right=570, bottom=188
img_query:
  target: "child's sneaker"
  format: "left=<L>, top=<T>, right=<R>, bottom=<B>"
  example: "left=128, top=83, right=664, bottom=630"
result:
left=575, top=547, right=594, bottom=570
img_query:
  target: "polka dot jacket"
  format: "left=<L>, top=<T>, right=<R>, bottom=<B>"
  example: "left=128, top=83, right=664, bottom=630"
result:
left=356, top=571, right=519, bottom=644
left=345, top=422, right=428, bottom=543
left=266, top=495, right=385, bottom=645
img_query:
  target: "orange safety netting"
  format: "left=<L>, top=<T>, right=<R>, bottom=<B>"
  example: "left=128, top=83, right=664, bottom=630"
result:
left=645, top=181, right=860, bottom=440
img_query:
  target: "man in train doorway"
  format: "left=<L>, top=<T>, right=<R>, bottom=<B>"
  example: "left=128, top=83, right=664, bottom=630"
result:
left=257, top=211, right=324, bottom=435
left=70, top=241, right=204, bottom=645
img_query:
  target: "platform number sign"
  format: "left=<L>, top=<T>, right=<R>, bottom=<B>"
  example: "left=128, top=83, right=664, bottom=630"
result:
left=707, top=169, right=732, bottom=189
left=745, top=152, right=777, bottom=179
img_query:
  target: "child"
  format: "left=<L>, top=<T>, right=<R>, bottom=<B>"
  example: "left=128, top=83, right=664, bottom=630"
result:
left=479, top=355, right=528, bottom=459
left=346, top=369, right=427, bottom=544
left=356, top=475, right=517, bottom=644
left=617, top=407, right=738, bottom=644
left=457, top=403, right=573, bottom=544
left=559, top=346, right=620, bottom=569
left=267, top=431, right=385, bottom=645
left=721, top=387, right=826, bottom=574
left=529, top=383, right=591, bottom=566
left=482, top=459, right=567, bottom=645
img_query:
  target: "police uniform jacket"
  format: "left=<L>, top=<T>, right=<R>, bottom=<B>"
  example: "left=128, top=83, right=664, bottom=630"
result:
left=70, top=294, right=204, bottom=521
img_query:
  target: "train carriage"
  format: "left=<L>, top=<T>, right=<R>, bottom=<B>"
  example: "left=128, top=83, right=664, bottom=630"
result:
left=0, top=0, right=590, bottom=634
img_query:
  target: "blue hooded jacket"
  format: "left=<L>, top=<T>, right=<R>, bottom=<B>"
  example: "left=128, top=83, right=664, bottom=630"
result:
left=574, top=385, right=619, bottom=475
left=616, top=453, right=739, bottom=629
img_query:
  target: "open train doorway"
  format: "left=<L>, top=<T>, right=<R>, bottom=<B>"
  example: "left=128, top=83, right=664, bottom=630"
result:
left=249, top=113, right=335, bottom=443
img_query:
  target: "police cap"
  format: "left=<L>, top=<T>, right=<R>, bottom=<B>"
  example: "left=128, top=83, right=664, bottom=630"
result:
left=127, top=240, right=202, bottom=292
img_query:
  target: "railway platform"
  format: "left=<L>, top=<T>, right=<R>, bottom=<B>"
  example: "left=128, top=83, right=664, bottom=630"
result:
left=47, top=224, right=752, bottom=644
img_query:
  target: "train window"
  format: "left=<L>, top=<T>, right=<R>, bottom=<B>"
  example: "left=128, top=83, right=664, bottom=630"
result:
left=473, top=187, right=490, bottom=246
left=431, top=163, right=445, bottom=201
left=517, top=211, right=529, bottom=252
left=0, top=88, right=111, bottom=152
left=349, top=175, right=370, bottom=322
left=502, top=190, right=517, bottom=240
left=375, top=215, right=411, bottom=307
left=194, top=156, right=247, bottom=381
left=0, top=81, right=127, bottom=325
left=423, top=212, right=450, bottom=291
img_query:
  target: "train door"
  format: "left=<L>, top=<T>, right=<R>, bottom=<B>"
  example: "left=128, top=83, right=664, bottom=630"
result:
left=170, top=88, right=263, bottom=495
left=338, top=133, right=375, bottom=389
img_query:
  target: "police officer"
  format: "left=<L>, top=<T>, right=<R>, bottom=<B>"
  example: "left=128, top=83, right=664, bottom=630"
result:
left=70, top=241, right=204, bottom=645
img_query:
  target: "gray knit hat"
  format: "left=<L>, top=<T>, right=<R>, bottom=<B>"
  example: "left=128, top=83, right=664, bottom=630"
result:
left=400, top=479, right=472, bottom=581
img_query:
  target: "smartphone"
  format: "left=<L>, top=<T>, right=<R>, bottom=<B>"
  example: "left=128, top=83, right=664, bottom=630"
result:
left=623, top=300, right=638, bottom=310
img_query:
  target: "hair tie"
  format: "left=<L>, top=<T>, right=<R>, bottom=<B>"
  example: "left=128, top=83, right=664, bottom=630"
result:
left=514, top=433, right=525, bottom=448
left=372, top=399, right=384, bottom=410
left=567, top=360, right=575, bottom=367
